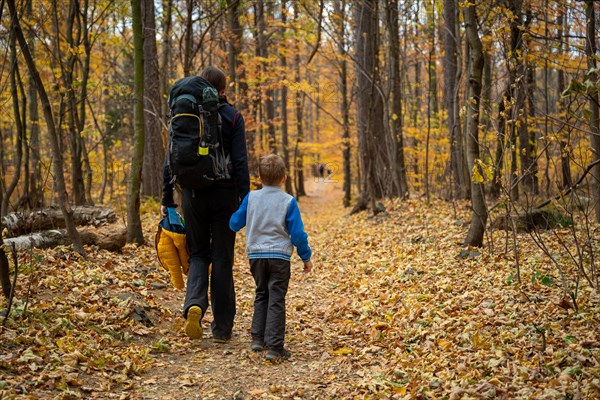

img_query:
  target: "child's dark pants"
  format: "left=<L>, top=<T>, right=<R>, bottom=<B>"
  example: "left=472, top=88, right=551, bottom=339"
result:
left=250, top=258, right=291, bottom=350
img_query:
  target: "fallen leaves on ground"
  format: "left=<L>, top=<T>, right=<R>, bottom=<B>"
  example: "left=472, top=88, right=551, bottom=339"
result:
left=1, top=182, right=599, bottom=399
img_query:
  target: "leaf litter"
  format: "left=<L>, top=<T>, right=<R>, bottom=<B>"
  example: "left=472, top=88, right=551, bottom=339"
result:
left=1, top=182, right=598, bottom=399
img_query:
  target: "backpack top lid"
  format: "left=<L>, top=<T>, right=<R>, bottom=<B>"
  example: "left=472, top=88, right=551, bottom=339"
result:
left=168, top=76, right=218, bottom=110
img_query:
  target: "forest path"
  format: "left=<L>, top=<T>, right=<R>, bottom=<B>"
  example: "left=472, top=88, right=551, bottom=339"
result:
left=141, top=178, right=356, bottom=399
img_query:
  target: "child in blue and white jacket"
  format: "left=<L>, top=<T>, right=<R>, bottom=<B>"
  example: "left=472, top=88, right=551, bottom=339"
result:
left=229, top=154, right=312, bottom=361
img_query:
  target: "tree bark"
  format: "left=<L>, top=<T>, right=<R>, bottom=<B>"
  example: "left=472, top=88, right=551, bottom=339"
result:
left=160, top=0, right=173, bottom=121
left=7, top=0, right=86, bottom=256
left=585, top=0, right=600, bottom=223
left=463, top=1, right=487, bottom=247
left=26, top=0, right=43, bottom=209
left=557, top=9, right=572, bottom=190
left=294, top=3, right=306, bottom=197
left=355, top=0, right=382, bottom=207
left=0, top=162, right=11, bottom=299
left=280, top=0, right=293, bottom=194
left=183, top=0, right=194, bottom=76
left=2, top=31, right=24, bottom=217
left=4, top=225, right=127, bottom=252
left=256, top=0, right=277, bottom=153
left=2, top=206, right=117, bottom=238
left=386, top=0, right=409, bottom=198
left=334, top=0, right=352, bottom=207
left=127, top=0, right=145, bottom=244
left=142, top=0, right=164, bottom=198
left=443, top=0, right=468, bottom=199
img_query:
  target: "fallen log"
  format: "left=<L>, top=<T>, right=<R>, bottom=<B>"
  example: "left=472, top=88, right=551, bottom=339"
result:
left=3, top=224, right=126, bottom=252
left=1, top=206, right=117, bottom=237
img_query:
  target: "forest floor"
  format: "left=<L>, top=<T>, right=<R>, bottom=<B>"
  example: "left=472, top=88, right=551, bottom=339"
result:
left=1, top=180, right=599, bottom=399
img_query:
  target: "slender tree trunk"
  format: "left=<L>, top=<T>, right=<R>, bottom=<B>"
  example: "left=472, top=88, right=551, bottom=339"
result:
left=160, top=0, right=173, bottom=121
left=142, top=0, right=164, bottom=198
left=443, top=0, right=458, bottom=197
left=491, top=84, right=511, bottom=198
left=183, top=0, right=193, bottom=76
left=0, top=188, right=10, bottom=298
left=2, top=32, right=24, bottom=217
left=27, top=0, right=42, bottom=209
left=427, top=0, right=438, bottom=116
left=355, top=0, right=382, bottom=208
left=525, top=64, right=539, bottom=194
left=80, top=0, right=94, bottom=205
left=127, top=0, right=145, bottom=244
left=226, top=0, right=243, bottom=102
left=585, top=0, right=600, bottom=223
left=256, top=0, right=276, bottom=153
left=293, top=3, right=306, bottom=197
left=463, top=2, right=487, bottom=247
left=8, top=0, right=86, bottom=256
left=557, top=9, right=572, bottom=189
left=280, top=0, right=293, bottom=194
left=386, top=0, right=408, bottom=198
left=335, top=0, right=352, bottom=206
left=55, top=0, right=86, bottom=206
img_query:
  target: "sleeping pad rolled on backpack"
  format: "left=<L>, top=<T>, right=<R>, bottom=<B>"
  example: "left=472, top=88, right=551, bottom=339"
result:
left=167, top=76, right=231, bottom=189
left=155, top=207, right=189, bottom=289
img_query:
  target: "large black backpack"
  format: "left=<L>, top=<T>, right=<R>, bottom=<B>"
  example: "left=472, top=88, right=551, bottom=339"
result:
left=166, top=76, right=231, bottom=189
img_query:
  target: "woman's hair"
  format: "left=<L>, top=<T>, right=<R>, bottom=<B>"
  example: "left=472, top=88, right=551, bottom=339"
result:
left=259, top=154, right=286, bottom=186
left=200, top=66, right=227, bottom=93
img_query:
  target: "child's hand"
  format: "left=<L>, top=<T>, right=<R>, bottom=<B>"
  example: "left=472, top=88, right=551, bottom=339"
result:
left=303, top=260, right=313, bottom=273
left=160, top=205, right=167, bottom=217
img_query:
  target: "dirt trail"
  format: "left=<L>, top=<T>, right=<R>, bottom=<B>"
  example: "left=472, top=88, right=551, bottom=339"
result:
left=141, top=180, right=351, bottom=399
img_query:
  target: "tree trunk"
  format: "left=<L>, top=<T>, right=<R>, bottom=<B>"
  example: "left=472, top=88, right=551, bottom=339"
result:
left=183, top=0, right=194, bottom=76
left=355, top=0, right=382, bottom=208
left=280, top=0, right=293, bottom=194
left=294, top=4, right=306, bottom=197
left=2, top=206, right=117, bottom=238
left=5, top=225, right=127, bottom=252
left=491, top=84, right=511, bottom=198
left=585, top=0, right=600, bottom=223
left=256, top=0, right=276, bottom=153
left=142, top=0, right=164, bottom=198
left=525, top=63, right=539, bottom=194
left=160, top=0, right=173, bottom=121
left=335, top=0, right=352, bottom=207
left=443, top=0, right=468, bottom=199
left=27, top=0, right=42, bottom=209
left=463, top=2, right=487, bottom=247
left=0, top=141, right=11, bottom=299
left=427, top=0, right=438, bottom=116
left=8, top=0, right=86, bottom=256
left=386, top=0, right=409, bottom=198
left=80, top=0, right=94, bottom=205
left=127, top=0, right=145, bottom=244
left=2, top=31, right=24, bottom=217
left=557, top=9, right=572, bottom=190
left=57, top=0, right=86, bottom=206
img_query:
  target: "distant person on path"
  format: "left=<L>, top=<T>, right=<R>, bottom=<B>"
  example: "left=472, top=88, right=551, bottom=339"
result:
left=161, top=66, right=250, bottom=342
left=229, top=154, right=313, bottom=361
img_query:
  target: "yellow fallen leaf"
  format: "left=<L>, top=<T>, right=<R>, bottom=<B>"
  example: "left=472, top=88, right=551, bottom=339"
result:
left=393, top=387, right=407, bottom=395
left=332, top=347, right=353, bottom=355
left=438, top=339, right=452, bottom=350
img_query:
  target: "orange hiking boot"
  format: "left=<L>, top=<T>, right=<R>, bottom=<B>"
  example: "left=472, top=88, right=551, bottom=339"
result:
left=184, top=306, right=203, bottom=339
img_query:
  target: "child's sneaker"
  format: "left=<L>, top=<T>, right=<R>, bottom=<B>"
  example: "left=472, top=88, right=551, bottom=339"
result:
left=266, top=348, right=291, bottom=361
left=184, top=306, right=203, bottom=339
left=251, top=338, right=265, bottom=352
